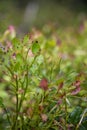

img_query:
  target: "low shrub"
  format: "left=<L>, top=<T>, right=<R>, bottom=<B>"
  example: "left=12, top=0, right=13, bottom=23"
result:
left=0, top=24, right=87, bottom=130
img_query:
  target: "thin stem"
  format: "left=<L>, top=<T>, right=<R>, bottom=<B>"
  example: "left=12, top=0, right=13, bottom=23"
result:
left=18, top=54, right=37, bottom=112
left=26, top=47, right=30, bottom=59
left=15, top=75, right=19, bottom=129
left=12, top=75, right=19, bottom=130
left=64, top=92, right=67, bottom=130
left=2, top=104, right=11, bottom=126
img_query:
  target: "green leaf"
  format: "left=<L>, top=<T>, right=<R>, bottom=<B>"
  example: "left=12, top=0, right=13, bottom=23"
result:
left=36, top=55, right=44, bottom=65
left=14, top=62, right=20, bottom=72
left=23, top=35, right=29, bottom=45
left=48, top=39, right=56, bottom=47
left=0, top=97, right=4, bottom=107
left=3, top=75, right=11, bottom=82
left=30, top=64, right=38, bottom=73
left=69, top=106, right=82, bottom=125
left=16, top=54, right=23, bottom=63
left=32, top=42, right=40, bottom=54
left=12, top=37, right=21, bottom=49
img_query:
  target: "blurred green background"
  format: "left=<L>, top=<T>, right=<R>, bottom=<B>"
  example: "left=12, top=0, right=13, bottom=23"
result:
left=0, top=1, right=87, bottom=129
left=0, top=0, right=87, bottom=34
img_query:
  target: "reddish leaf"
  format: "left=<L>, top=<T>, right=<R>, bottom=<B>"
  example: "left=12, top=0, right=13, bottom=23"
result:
left=58, top=82, right=64, bottom=91
left=71, top=80, right=81, bottom=95
left=71, top=86, right=81, bottom=95
left=39, top=104, right=44, bottom=112
left=39, top=78, right=48, bottom=91
left=57, top=99, right=62, bottom=105
left=73, top=80, right=80, bottom=87
left=12, top=53, right=16, bottom=60
left=41, top=114, right=48, bottom=122
left=26, top=107, right=33, bottom=117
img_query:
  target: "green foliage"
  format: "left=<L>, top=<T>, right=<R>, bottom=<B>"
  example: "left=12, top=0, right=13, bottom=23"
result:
left=69, top=106, right=82, bottom=125
left=0, top=97, right=4, bottom=107
left=79, top=117, right=87, bottom=130
left=32, top=41, right=40, bottom=54
left=23, top=35, right=29, bottom=45
left=0, top=22, right=87, bottom=129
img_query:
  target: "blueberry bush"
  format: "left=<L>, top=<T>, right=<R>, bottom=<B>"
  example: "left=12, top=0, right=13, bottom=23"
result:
left=0, top=23, right=87, bottom=130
